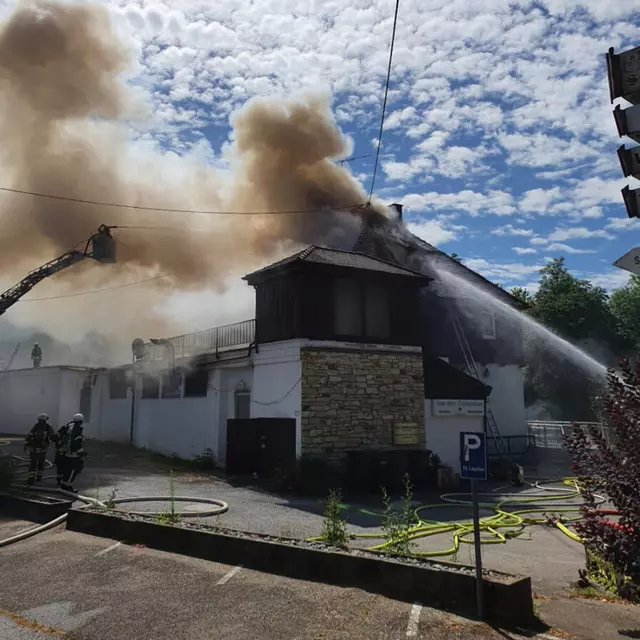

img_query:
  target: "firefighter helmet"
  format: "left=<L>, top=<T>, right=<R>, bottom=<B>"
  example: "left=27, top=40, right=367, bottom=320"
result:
left=37, top=413, right=49, bottom=421
left=72, top=413, right=84, bottom=423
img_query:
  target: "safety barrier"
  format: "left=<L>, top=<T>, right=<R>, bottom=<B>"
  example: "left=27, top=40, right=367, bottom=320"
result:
left=527, top=421, right=611, bottom=449
left=144, top=318, right=255, bottom=360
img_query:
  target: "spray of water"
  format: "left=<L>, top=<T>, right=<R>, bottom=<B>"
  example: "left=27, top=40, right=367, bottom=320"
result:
left=432, top=264, right=608, bottom=379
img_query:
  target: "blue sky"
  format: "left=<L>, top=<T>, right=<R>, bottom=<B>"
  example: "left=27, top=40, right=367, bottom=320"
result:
left=102, top=0, right=639, bottom=295
left=2, top=0, right=640, bottom=339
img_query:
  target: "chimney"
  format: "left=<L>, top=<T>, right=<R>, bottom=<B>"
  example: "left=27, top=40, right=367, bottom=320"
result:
left=389, top=203, right=403, bottom=221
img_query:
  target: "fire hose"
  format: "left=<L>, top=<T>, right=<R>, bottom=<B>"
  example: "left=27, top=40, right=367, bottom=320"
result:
left=0, top=448, right=229, bottom=548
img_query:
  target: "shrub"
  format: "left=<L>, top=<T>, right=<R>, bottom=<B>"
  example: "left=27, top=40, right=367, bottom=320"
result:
left=564, top=357, right=640, bottom=601
left=381, top=473, right=416, bottom=556
left=322, top=488, right=348, bottom=548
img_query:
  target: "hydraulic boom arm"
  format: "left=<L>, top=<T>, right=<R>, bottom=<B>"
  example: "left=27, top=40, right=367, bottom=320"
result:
left=0, top=225, right=117, bottom=318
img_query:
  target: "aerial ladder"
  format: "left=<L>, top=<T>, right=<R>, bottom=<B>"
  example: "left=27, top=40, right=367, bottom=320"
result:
left=0, top=224, right=117, bottom=318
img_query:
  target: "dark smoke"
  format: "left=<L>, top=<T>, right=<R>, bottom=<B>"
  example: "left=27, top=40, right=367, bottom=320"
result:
left=0, top=0, right=380, bottom=296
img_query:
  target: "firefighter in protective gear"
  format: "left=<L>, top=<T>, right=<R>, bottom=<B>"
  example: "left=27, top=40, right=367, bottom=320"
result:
left=24, top=413, right=56, bottom=485
left=31, top=342, right=42, bottom=368
left=57, top=414, right=87, bottom=492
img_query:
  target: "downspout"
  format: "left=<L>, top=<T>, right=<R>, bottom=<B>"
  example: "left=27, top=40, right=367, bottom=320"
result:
left=129, top=358, right=136, bottom=446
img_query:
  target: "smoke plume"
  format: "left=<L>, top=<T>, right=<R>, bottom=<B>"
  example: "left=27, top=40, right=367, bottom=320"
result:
left=0, top=0, right=382, bottom=356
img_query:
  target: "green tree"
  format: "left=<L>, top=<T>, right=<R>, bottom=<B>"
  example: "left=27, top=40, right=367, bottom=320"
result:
left=522, top=258, right=621, bottom=421
left=530, top=258, right=621, bottom=347
left=510, top=286, right=533, bottom=307
left=610, top=275, right=640, bottom=353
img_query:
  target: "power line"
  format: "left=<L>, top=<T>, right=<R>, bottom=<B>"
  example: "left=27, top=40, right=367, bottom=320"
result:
left=368, top=0, right=401, bottom=203
left=0, top=185, right=364, bottom=216
left=18, top=274, right=174, bottom=302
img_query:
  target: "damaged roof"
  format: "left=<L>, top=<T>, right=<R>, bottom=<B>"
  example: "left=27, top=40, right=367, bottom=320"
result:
left=353, top=209, right=524, bottom=308
left=243, top=245, right=431, bottom=283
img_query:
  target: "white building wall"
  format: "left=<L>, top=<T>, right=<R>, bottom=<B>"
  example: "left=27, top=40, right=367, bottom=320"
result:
left=59, top=370, right=89, bottom=426
left=88, top=373, right=131, bottom=443
left=251, top=340, right=302, bottom=457
left=0, top=367, right=90, bottom=435
left=424, top=399, right=484, bottom=471
left=480, top=364, right=527, bottom=438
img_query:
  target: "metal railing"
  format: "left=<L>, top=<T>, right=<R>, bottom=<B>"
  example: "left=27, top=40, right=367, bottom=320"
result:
left=527, top=421, right=611, bottom=449
left=487, top=435, right=535, bottom=458
left=145, top=318, right=255, bottom=361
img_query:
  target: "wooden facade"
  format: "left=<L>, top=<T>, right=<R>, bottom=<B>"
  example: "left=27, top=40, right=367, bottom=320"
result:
left=245, top=259, right=429, bottom=347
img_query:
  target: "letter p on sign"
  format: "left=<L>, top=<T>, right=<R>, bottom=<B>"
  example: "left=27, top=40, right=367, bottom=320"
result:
left=463, top=433, right=481, bottom=462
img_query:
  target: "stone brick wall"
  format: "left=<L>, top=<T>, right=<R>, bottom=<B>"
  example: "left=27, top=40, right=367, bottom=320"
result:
left=300, top=347, right=425, bottom=458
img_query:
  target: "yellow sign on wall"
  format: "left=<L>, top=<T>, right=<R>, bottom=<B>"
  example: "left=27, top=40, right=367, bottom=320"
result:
left=393, top=423, right=421, bottom=445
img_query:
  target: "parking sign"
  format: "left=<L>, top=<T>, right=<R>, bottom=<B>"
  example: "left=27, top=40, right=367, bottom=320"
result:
left=460, top=432, right=487, bottom=481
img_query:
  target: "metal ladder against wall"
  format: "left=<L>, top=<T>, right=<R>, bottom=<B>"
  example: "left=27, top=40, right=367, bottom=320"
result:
left=450, top=313, right=510, bottom=460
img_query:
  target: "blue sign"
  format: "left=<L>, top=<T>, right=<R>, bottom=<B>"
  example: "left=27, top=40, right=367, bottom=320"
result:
left=460, top=432, right=487, bottom=481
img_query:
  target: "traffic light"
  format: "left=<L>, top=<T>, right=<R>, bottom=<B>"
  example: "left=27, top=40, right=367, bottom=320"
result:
left=621, top=185, right=640, bottom=219
left=607, top=46, right=640, bottom=219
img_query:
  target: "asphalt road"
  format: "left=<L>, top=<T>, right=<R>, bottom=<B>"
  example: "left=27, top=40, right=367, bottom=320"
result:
left=2, top=518, right=640, bottom=639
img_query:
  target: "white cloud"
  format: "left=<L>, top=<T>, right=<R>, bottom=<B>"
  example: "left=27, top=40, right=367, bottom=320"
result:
left=606, top=216, right=640, bottom=231
left=530, top=236, right=550, bottom=245
left=519, top=187, right=562, bottom=214
left=513, top=247, right=537, bottom=255
left=492, top=224, right=534, bottom=237
left=548, top=227, right=614, bottom=242
left=463, top=258, right=543, bottom=282
left=406, top=218, right=459, bottom=245
left=401, top=190, right=517, bottom=216
left=586, top=270, right=631, bottom=291
left=546, top=243, right=597, bottom=255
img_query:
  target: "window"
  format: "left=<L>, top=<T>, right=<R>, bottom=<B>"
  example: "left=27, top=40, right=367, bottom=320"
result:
left=334, top=278, right=362, bottom=336
left=161, top=372, right=182, bottom=399
left=333, top=277, right=391, bottom=339
left=234, top=391, right=251, bottom=419
left=184, top=369, right=209, bottom=398
left=141, top=375, right=160, bottom=399
left=109, top=369, right=128, bottom=400
left=478, top=311, right=496, bottom=340
left=364, top=281, right=390, bottom=338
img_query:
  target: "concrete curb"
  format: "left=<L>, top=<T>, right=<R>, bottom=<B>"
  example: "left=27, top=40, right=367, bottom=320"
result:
left=67, top=508, right=534, bottom=627
left=0, top=491, right=73, bottom=524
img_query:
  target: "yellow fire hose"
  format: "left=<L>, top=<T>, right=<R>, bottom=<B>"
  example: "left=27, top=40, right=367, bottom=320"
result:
left=309, top=478, right=596, bottom=554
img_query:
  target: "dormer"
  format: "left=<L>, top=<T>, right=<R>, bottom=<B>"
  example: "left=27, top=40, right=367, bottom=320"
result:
left=243, top=246, right=431, bottom=347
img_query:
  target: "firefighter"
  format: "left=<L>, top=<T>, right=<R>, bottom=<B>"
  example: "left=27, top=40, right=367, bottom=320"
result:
left=54, top=420, right=70, bottom=486
left=57, top=414, right=87, bottom=493
left=24, top=413, right=56, bottom=485
left=31, top=342, right=42, bottom=368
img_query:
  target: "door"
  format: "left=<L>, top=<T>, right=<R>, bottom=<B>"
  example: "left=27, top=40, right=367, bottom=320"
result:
left=226, top=418, right=296, bottom=477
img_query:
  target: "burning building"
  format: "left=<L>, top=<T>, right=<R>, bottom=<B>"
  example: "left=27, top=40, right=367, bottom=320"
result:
left=48, top=204, right=527, bottom=484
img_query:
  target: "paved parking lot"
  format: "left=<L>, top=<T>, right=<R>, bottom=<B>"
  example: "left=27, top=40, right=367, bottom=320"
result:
left=0, top=519, right=525, bottom=640
left=0, top=438, right=595, bottom=596
left=8, top=517, right=640, bottom=640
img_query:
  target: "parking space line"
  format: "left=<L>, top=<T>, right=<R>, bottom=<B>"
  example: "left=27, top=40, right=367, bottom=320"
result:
left=406, top=602, right=422, bottom=637
left=95, top=541, right=121, bottom=557
left=216, top=565, right=242, bottom=585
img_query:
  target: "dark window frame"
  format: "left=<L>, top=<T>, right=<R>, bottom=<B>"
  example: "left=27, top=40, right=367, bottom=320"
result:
left=333, top=276, right=391, bottom=340
left=109, top=369, right=129, bottom=400
left=141, top=374, right=160, bottom=399
left=161, top=372, right=183, bottom=399
left=184, top=369, right=209, bottom=398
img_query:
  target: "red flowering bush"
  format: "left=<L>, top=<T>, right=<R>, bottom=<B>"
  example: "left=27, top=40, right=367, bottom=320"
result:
left=564, top=357, right=640, bottom=601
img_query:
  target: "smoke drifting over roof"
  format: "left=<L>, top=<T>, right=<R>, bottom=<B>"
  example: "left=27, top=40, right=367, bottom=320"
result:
left=0, top=0, right=381, bottom=339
